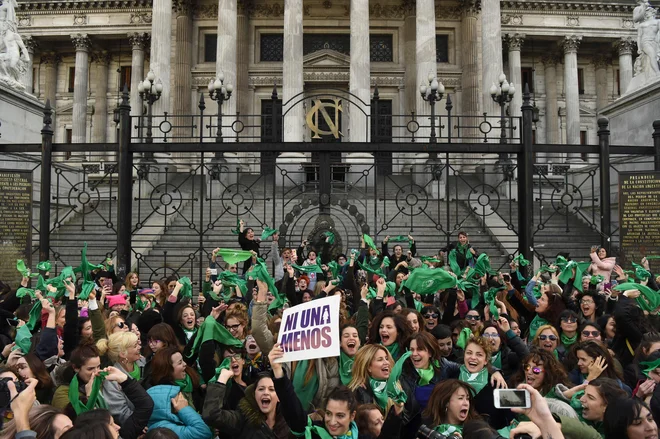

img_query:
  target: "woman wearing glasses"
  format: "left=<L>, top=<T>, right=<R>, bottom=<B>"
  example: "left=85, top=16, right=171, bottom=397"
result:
left=531, top=325, right=560, bottom=357
left=579, top=321, right=604, bottom=343
left=576, top=291, right=604, bottom=322
left=557, top=310, right=580, bottom=362
left=481, top=319, right=529, bottom=381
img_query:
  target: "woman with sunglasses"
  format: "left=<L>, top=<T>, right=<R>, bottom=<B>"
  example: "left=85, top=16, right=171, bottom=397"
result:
left=579, top=321, right=604, bottom=343
left=531, top=325, right=560, bottom=357
left=569, top=340, right=631, bottom=394
left=422, top=306, right=440, bottom=331
left=557, top=310, right=580, bottom=362
left=481, top=318, right=529, bottom=381
left=511, top=348, right=572, bottom=400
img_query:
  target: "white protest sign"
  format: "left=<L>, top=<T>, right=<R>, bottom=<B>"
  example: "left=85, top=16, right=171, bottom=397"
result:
left=275, top=294, right=340, bottom=363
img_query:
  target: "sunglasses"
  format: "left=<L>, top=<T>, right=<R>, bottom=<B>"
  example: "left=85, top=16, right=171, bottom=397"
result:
left=425, top=313, right=439, bottom=319
left=561, top=317, right=577, bottom=323
left=524, top=364, right=544, bottom=374
left=465, top=315, right=480, bottom=321
left=582, top=330, right=600, bottom=337
left=538, top=335, right=558, bottom=341
left=116, top=321, right=126, bottom=329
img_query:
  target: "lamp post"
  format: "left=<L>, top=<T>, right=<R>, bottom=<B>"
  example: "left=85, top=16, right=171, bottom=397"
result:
left=490, top=72, right=515, bottom=163
left=137, top=70, right=163, bottom=160
left=419, top=73, right=445, bottom=143
left=208, top=72, right=233, bottom=147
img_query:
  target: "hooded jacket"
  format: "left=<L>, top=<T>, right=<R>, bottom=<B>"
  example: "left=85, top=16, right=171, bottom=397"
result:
left=589, top=253, right=616, bottom=282
left=146, top=384, right=213, bottom=439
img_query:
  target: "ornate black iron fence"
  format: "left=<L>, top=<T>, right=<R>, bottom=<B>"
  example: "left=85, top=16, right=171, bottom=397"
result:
left=3, top=91, right=660, bottom=290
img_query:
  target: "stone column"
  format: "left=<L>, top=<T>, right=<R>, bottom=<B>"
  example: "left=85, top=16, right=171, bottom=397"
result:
left=593, top=54, right=610, bottom=112
left=349, top=0, right=370, bottom=142
left=216, top=0, right=238, bottom=140
left=615, top=37, right=635, bottom=95
left=91, top=51, right=111, bottom=143
left=415, top=0, right=437, bottom=140
left=505, top=33, right=524, bottom=119
left=150, top=0, right=172, bottom=115
left=460, top=0, right=480, bottom=119
left=283, top=0, right=304, bottom=143
left=403, top=5, right=416, bottom=120
left=481, top=0, right=503, bottom=119
left=22, top=36, right=38, bottom=94
left=542, top=53, right=560, bottom=163
left=561, top=35, right=582, bottom=161
left=41, top=52, right=60, bottom=141
left=173, top=0, right=194, bottom=145
left=128, top=33, right=150, bottom=126
left=71, top=34, right=92, bottom=146
left=236, top=1, right=250, bottom=119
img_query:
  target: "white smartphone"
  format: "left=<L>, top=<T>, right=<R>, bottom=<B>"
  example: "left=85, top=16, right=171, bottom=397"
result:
left=209, top=268, right=218, bottom=276
left=493, top=389, right=531, bottom=409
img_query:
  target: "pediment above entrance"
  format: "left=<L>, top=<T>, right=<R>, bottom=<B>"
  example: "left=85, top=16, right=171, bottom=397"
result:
left=303, top=49, right=350, bottom=68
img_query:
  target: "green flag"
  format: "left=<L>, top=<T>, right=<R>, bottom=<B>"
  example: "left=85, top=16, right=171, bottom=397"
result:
left=632, top=262, right=651, bottom=281
left=512, top=254, right=530, bottom=267
left=324, top=231, right=335, bottom=244
left=215, top=248, right=254, bottom=265
left=358, top=260, right=385, bottom=279
left=291, top=263, right=324, bottom=274
left=14, top=325, right=32, bottom=353
left=614, top=282, right=660, bottom=314
left=78, top=280, right=96, bottom=300
left=230, top=218, right=241, bottom=235
left=558, top=260, right=591, bottom=292
left=16, top=260, right=38, bottom=278
left=178, top=277, right=193, bottom=299
left=36, top=261, right=52, bottom=272
left=363, top=234, right=379, bottom=254
left=16, top=288, right=36, bottom=300
left=216, top=271, right=248, bottom=297
left=402, top=268, right=457, bottom=295
left=73, top=243, right=104, bottom=282
left=261, top=227, right=278, bottom=241
left=187, top=315, right=243, bottom=357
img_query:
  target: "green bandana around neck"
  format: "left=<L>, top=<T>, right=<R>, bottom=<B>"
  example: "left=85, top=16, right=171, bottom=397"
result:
left=127, top=363, right=141, bottom=381
left=528, top=315, right=548, bottom=341
left=69, top=372, right=109, bottom=415
left=435, top=424, right=464, bottom=437
left=417, top=364, right=435, bottom=386
left=384, top=342, right=400, bottom=360
left=491, top=351, right=502, bottom=370
left=369, top=377, right=389, bottom=410
left=459, top=364, right=489, bottom=394
left=561, top=332, right=578, bottom=348
left=296, top=416, right=359, bottom=439
left=339, top=351, right=354, bottom=386
left=175, top=373, right=193, bottom=393
left=292, top=359, right=319, bottom=411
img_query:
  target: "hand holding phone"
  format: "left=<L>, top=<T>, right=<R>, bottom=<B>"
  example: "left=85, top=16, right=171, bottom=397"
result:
left=493, top=389, right=531, bottom=409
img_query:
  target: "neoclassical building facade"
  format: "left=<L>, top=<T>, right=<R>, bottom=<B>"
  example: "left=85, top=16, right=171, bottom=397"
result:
left=15, top=0, right=638, bottom=153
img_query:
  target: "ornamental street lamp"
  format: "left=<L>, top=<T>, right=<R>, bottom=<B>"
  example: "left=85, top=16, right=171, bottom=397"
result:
left=490, top=72, right=515, bottom=163
left=208, top=72, right=233, bottom=146
left=420, top=73, right=445, bottom=144
left=137, top=70, right=163, bottom=158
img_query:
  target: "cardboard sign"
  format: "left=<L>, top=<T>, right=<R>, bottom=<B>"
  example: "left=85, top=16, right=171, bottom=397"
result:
left=275, top=295, right=340, bottom=363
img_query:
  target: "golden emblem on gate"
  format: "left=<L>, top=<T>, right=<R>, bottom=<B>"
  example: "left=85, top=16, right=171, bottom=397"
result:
left=306, top=98, right=343, bottom=139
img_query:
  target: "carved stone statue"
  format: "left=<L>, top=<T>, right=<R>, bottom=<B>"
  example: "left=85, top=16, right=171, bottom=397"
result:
left=627, top=0, right=660, bottom=93
left=0, top=0, right=30, bottom=91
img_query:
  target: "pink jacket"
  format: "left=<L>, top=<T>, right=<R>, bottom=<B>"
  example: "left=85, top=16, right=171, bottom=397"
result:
left=589, top=253, right=616, bottom=282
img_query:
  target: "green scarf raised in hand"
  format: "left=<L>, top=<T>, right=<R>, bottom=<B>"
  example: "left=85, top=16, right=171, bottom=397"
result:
left=186, top=315, right=243, bottom=358
left=215, top=248, right=254, bottom=265
left=69, top=372, right=108, bottom=415
left=528, top=315, right=548, bottom=341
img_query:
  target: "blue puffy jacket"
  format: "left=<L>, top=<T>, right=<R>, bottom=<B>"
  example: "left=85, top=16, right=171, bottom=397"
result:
left=146, top=384, right=212, bottom=439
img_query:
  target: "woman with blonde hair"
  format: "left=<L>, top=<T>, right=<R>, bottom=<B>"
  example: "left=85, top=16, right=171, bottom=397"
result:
left=224, top=310, right=248, bottom=342
left=347, top=344, right=420, bottom=438
left=105, top=314, right=130, bottom=337
left=532, top=324, right=561, bottom=357
left=97, top=331, right=147, bottom=425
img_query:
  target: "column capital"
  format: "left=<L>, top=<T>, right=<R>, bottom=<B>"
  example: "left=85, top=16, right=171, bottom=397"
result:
left=504, top=33, right=525, bottom=51
left=560, top=35, right=582, bottom=54
left=128, top=32, right=151, bottom=50
left=238, top=0, right=255, bottom=16
left=71, top=33, right=91, bottom=52
left=614, top=36, right=636, bottom=56
left=460, top=0, right=481, bottom=16
left=592, top=53, right=611, bottom=70
left=541, top=52, right=561, bottom=67
left=92, top=50, right=112, bottom=66
left=22, top=36, right=39, bottom=53
left=402, top=0, right=416, bottom=16
left=173, top=0, right=196, bottom=17
left=40, top=51, right=61, bottom=66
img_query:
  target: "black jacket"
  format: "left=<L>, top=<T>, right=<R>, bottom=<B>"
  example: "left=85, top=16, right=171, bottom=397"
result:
left=497, top=331, right=529, bottom=382
left=273, top=373, right=403, bottom=439
left=118, top=378, right=155, bottom=439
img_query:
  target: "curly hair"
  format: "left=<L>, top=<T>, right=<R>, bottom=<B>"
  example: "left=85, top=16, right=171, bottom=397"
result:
left=465, top=336, right=493, bottom=364
left=512, top=348, right=572, bottom=395
left=367, top=311, right=411, bottom=353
